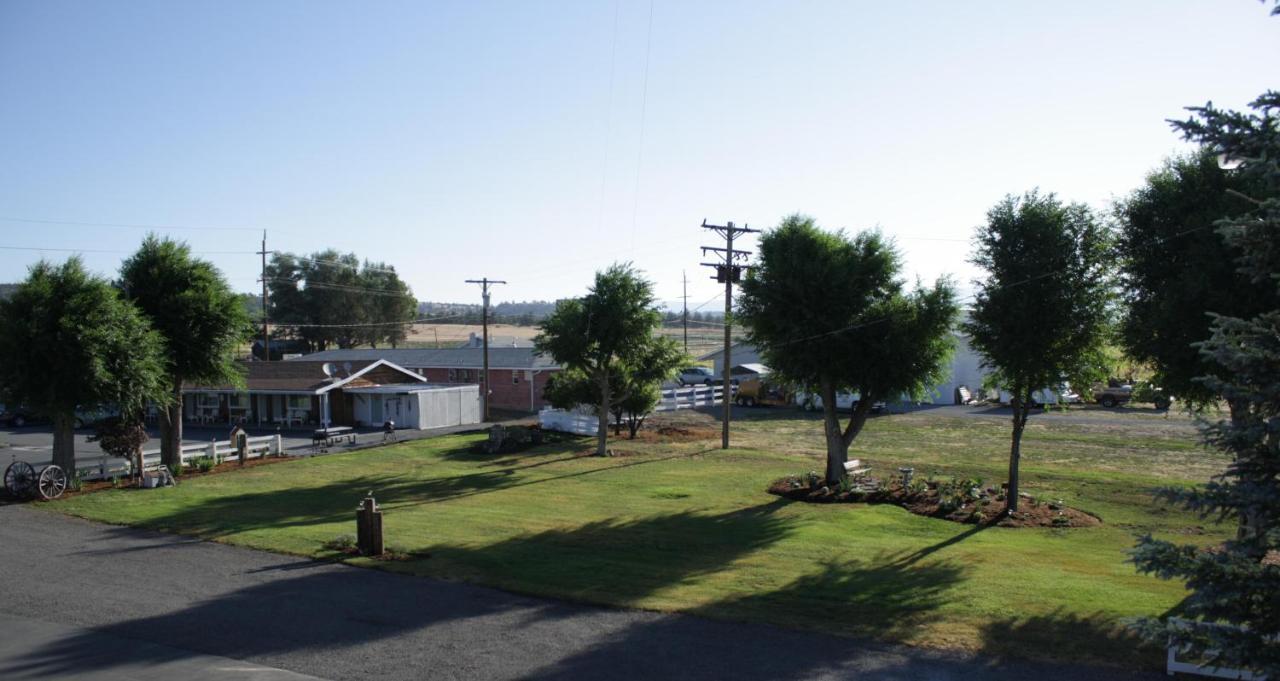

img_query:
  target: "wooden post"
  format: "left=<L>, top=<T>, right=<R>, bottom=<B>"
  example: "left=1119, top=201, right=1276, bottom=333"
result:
left=356, top=492, right=384, bottom=556
left=273, top=433, right=283, bottom=457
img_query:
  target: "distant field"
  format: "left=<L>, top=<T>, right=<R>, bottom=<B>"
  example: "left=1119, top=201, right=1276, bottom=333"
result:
left=401, top=322, right=742, bottom=358
left=402, top=324, right=538, bottom=348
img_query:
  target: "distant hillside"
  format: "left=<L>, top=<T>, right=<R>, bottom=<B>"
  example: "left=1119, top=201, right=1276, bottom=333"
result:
left=418, top=300, right=558, bottom=325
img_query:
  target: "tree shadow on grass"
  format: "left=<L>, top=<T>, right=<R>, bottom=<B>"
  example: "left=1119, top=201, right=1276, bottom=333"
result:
left=517, top=551, right=969, bottom=680
left=427, top=499, right=796, bottom=606
left=976, top=608, right=1160, bottom=671
left=79, top=448, right=719, bottom=545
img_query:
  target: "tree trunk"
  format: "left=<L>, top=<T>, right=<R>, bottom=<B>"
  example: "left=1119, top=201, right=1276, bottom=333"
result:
left=820, top=379, right=847, bottom=483
left=51, top=412, right=76, bottom=473
left=1006, top=394, right=1031, bottom=514
left=163, top=382, right=183, bottom=470
left=596, top=371, right=610, bottom=457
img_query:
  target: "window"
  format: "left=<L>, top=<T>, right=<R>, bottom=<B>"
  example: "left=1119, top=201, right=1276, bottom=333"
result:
left=196, top=393, right=219, bottom=409
left=460, top=369, right=472, bottom=382
left=228, top=393, right=249, bottom=409
left=512, top=370, right=520, bottom=384
left=448, top=369, right=457, bottom=382
left=287, top=395, right=310, bottom=410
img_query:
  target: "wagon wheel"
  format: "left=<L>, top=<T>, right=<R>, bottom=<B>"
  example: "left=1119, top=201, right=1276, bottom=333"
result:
left=37, top=465, right=67, bottom=500
left=4, top=460, right=36, bottom=497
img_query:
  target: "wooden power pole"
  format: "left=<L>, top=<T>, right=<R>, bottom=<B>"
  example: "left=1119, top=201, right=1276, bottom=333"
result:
left=700, top=219, right=758, bottom=450
left=465, top=277, right=506, bottom=422
left=681, top=270, right=689, bottom=353
left=257, top=230, right=272, bottom=361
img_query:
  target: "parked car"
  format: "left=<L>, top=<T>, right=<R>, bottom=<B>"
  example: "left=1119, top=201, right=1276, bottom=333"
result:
left=795, top=391, right=886, bottom=413
left=0, top=405, right=44, bottom=428
left=997, top=383, right=1082, bottom=407
left=74, top=406, right=120, bottom=429
left=677, top=366, right=716, bottom=386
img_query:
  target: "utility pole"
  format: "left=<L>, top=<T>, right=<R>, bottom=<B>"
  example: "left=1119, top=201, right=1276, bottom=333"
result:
left=465, top=277, right=507, bottom=422
left=681, top=270, right=689, bottom=353
left=700, top=219, right=759, bottom=450
left=257, top=230, right=272, bottom=361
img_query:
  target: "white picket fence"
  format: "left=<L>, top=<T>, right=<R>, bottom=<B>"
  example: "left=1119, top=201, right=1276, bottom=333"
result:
left=538, top=385, right=736, bottom=435
left=35, top=435, right=285, bottom=482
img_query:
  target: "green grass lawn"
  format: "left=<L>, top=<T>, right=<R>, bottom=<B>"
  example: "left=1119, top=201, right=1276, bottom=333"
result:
left=48, top=407, right=1227, bottom=669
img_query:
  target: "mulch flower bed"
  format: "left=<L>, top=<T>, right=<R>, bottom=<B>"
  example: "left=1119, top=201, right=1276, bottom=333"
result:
left=767, top=474, right=1101, bottom=528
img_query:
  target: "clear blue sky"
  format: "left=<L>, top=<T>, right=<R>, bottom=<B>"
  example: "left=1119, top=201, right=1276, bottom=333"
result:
left=1, top=1, right=1276, bottom=310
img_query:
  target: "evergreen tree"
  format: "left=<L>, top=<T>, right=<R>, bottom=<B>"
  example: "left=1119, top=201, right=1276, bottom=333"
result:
left=1131, top=92, right=1280, bottom=677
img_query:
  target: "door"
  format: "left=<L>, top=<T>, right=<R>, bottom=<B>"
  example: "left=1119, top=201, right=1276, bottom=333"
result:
left=371, top=397, right=383, bottom=424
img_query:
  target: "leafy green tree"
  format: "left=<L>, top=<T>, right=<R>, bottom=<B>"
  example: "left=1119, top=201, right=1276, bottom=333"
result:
left=266, top=251, right=416, bottom=351
left=0, top=258, right=167, bottom=471
left=738, top=215, right=959, bottom=483
left=535, top=264, right=685, bottom=456
left=120, top=236, right=251, bottom=469
left=1131, top=91, right=1280, bottom=678
left=964, top=192, right=1113, bottom=513
left=88, top=416, right=150, bottom=481
left=358, top=262, right=417, bottom=348
left=1115, top=150, right=1276, bottom=411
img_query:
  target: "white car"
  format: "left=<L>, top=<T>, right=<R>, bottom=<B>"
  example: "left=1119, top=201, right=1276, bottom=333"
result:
left=795, top=391, right=886, bottom=413
left=677, top=367, right=716, bottom=386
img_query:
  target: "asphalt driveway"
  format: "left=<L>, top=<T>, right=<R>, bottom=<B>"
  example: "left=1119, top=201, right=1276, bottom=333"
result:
left=0, top=505, right=1160, bottom=681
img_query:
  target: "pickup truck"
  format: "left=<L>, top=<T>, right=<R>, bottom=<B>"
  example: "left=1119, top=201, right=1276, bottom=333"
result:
left=1093, top=383, right=1172, bottom=410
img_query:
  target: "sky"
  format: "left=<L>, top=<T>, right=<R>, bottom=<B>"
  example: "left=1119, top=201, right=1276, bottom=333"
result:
left=0, top=1, right=1277, bottom=312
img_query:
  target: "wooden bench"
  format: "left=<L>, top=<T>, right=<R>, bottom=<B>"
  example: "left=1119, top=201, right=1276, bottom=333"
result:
left=844, top=459, right=871, bottom=478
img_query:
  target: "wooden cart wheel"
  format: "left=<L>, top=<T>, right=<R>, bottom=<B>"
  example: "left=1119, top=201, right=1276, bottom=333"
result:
left=37, top=465, right=67, bottom=500
left=4, top=460, right=36, bottom=497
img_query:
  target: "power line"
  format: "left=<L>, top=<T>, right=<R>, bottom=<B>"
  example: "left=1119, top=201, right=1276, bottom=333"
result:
left=628, top=0, right=656, bottom=253
left=0, top=244, right=256, bottom=255
left=264, top=277, right=411, bottom=297
left=0, top=216, right=265, bottom=232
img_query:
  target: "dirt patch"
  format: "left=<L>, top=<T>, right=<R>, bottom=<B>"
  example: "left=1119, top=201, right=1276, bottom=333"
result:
left=633, top=425, right=720, bottom=443
left=767, top=476, right=1101, bottom=528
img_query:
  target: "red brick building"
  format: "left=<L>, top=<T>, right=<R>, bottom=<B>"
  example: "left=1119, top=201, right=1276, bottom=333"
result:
left=293, top=348, right=560, bottom=413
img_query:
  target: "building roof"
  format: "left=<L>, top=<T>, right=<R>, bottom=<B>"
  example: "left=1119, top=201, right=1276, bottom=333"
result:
left=697, top=342, right=758, bottom=362
left=186, top=359, right=427, bottom=393
left=293, top=347, right=560, bottom=370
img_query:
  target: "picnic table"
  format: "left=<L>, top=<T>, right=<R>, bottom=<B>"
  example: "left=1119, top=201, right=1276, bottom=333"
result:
left=312, top=426, right=356, bottom=451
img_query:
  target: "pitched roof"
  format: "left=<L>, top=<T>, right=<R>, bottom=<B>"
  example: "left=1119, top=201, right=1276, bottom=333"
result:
left=293, top=347, right=560, bottom=370
left=186, top=359, right=426, bottom=393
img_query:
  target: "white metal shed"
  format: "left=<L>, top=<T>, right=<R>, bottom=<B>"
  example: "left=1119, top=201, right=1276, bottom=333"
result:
left=345, top=384, right=480, bottom=430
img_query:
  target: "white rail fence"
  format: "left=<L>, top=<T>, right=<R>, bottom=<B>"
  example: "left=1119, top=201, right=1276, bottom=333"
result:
left=539, top=385, right=736, bottom=435
left=659, top=384, right=734, bottom=411
left=21, top=435, right=284, bottom=482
